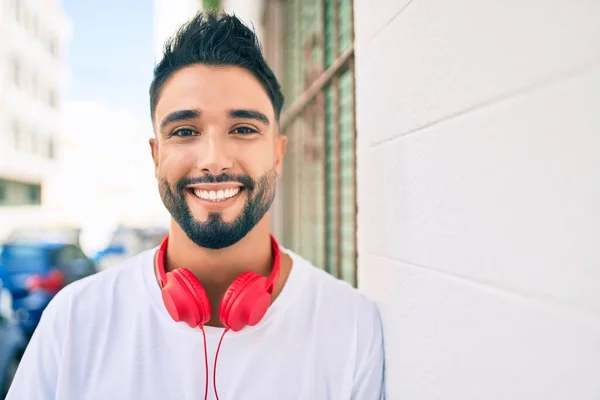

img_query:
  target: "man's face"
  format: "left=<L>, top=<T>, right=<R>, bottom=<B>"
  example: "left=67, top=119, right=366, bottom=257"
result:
left=150, top=65, right=286, bottom=249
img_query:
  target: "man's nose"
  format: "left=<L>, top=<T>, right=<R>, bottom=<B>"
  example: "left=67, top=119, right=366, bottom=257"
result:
left=196, top=136, right=233, bottom=175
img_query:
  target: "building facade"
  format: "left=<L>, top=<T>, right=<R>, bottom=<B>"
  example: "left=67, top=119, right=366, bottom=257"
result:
left=0, top=0, right=70, bottom=237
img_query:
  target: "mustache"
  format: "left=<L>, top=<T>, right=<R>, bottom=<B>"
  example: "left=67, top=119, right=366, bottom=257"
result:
left=176, top=173, right=255, bottom=192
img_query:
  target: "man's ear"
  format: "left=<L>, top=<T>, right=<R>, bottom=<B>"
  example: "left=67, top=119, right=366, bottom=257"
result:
left=274, top=133, right=287, bottom=177
left=149, top=138, right=159, bottom=179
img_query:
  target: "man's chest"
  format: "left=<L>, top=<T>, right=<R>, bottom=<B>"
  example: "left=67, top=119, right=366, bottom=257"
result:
left=58, top=331, right=351, bottom=400
left=72, top=365, right=336, bottom=400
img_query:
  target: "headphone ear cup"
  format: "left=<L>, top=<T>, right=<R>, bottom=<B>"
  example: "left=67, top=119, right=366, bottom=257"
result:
left=161, top=268, right=211, bottom=328
left=219, top=272, right=271, bottom=332
left=176, top=269, right=212, bottom=324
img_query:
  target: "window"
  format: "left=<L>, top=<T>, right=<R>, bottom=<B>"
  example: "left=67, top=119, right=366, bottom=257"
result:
left=53, top=246, right=77, bottom=269
left=48, top=89, right=58, bottom=109
left=52, top=245, right=96, bottom=284
left=0, top=179, right=41, bottom=206
left=11, top=120, right=21, bottom=150
left=31, top=72, right=38, bottom=98
left=27, top=184, right=41, bottom=204
left=14, top=0, right=21, bottom=21
left=49, top=39, right=58, bottom=56
left=31, top=15, right=38, bottom=37
left=30, top=131, right=37, bottom=155
left=32, top=133, right=47, bottom=158
left=272, top=0, right=357, bottom=286
left=0, top=181, right=6, bottom=203
left=9, top=57, right=21, bottom=87
left=48, top=137, right=55, bottom=159
left=19, top=128, right=31, bottom=153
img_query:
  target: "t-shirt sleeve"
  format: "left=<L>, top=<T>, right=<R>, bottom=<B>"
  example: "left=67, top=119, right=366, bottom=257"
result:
left=351, top=300, right=386, bottom=400
left=5, top=287, right=70, bottom=399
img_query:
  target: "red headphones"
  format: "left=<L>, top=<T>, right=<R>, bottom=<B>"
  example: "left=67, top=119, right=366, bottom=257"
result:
left=155, top=235, right=281, bottom=332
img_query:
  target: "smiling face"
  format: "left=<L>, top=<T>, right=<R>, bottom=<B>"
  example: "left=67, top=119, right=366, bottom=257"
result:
left=150, top=64, right=287, bottom=249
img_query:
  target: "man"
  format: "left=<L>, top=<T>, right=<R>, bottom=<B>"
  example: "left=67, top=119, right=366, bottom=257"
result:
left=7, top=12, right=385, bottom=400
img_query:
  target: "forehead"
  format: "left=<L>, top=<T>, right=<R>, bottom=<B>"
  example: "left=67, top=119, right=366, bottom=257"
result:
left=154, top=64, right=274, bottom=123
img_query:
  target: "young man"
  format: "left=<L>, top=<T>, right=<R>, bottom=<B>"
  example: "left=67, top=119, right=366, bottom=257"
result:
left=7, top=12, right=385, bottom=400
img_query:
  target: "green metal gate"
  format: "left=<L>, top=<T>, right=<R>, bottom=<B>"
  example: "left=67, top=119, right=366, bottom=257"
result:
left=274, top=0, right=356, bottom=286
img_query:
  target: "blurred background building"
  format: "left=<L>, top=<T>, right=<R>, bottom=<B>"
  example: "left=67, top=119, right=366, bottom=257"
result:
left=42, top=100, right=170, bottom=255
left=1, top=0, right=171, bottom=255
left=0, top=0, right=71, bottom=239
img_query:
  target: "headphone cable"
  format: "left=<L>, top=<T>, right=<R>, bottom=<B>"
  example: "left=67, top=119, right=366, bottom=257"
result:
left=200, top=326, right=209, bottom=400
left=213, top=328, right=229, bottom=400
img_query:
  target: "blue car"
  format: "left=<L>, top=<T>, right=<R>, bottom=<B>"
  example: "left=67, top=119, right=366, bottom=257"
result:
left=0, top=241, right=98, bottom=337
left=0, top=282, right=26, bottom=398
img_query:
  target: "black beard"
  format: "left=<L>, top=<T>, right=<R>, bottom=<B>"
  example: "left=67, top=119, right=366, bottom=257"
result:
left=159, top=170, right=277, bottom=249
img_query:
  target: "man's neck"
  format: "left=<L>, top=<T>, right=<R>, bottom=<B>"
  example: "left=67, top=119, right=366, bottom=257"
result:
left=164, top=217, right=274, bottom=299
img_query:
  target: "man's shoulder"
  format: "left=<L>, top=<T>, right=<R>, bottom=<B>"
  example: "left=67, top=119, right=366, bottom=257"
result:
left=287, top=249, right=381, bottom=320
left=287, top=249, right=384, bottom=366
left=52, top=248, right=154, bottom=309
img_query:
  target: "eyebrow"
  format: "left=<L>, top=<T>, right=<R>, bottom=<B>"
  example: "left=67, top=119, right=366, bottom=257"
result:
left=228, top=109, right=270, bottom=126
left=159, top=109, right=201, bottom=130
left=159, top=108, right=271, bottom=130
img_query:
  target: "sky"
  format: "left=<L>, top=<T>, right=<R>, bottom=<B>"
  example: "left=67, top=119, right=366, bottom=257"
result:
left=61, top=0, right=155, bottom=127
left=48, top=1, right=170, bottom=244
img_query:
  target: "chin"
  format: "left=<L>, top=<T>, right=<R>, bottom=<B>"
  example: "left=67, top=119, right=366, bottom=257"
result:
left=188, top=206, right=240, bottom=225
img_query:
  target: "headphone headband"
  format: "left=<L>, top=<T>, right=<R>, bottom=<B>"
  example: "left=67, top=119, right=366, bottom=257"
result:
left=156, top=235, right=281, bottom=294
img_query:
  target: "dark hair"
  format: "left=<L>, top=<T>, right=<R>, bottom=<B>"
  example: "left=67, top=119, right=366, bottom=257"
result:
left=149, top=12, right=284, bottom=122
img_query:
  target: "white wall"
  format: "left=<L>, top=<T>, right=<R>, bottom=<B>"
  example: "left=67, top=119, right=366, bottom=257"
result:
left=354, top=1, right=600, bottom=399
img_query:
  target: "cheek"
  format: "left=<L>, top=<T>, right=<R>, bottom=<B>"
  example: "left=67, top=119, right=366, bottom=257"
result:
left=158, top=147, right=196, bottom=180
left=238, top=142, right=277, bottom=173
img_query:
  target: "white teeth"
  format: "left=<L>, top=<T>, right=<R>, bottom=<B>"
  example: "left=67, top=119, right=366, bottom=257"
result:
left=193, top=187, right=240, bottom=202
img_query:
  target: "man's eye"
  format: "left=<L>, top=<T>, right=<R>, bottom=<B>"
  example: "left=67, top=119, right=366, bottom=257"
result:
left=171, top=128, right=196, bottom=137
left=232, top=126, right=258, bottom=135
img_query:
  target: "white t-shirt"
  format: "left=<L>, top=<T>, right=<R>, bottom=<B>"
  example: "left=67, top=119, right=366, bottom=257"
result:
left=7, top=246, right=385, bottom=400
